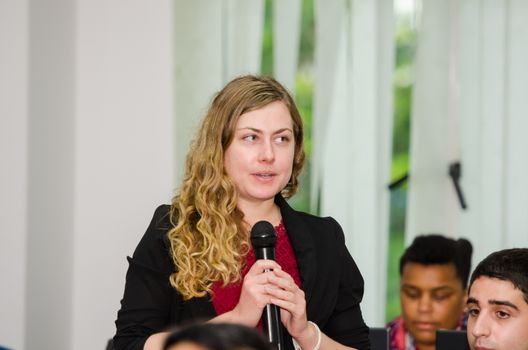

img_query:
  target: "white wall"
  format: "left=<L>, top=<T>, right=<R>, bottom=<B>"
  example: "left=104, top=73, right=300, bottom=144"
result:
left=72, top=1, right=175, bottom=349
left=0, top=1, right=28, bottom=349
left=0, top=1, right=175, bottom=349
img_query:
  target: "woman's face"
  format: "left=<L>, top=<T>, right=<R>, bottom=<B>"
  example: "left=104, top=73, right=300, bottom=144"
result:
left=224, top=101, right=295, bottom=207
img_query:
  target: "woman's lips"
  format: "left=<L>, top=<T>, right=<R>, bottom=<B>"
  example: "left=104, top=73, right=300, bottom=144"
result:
left=252, top=172, right=276, bottom=181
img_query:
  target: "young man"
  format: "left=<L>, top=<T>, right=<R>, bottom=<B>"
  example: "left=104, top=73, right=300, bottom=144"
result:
left=388, top=235, right=473, bottom=350
left=466, top=248, right=528, bottom=350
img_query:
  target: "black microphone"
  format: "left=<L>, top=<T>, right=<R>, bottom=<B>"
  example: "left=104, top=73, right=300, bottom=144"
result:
left=250, top=220, right=283, bottom=350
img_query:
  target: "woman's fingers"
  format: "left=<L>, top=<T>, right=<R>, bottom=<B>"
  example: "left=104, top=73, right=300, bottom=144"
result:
left=246, top=259, right=282, bottom=275
left=244, top=261, right=309, bottom=338
left=267, top=271, right=298, bottom=292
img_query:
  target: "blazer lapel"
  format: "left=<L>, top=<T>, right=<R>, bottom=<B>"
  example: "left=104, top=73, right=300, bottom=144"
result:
left=275, top=195, right=317, bottom=309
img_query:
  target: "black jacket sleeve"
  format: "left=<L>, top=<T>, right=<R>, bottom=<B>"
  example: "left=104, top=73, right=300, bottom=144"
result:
left=113, top=205, right=177, bottom=350
left=323, top=217, right=370, bottom=350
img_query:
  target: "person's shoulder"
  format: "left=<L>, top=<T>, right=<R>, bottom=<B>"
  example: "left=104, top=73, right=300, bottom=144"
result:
left=131, top=204, right=175, bottom=269
left=291, top=209, right=343, bottom=241
left=151, top=204, right=173, bottom=230
left=134, top=204, right=173, bottom=251
left=293, top=209, right=338, bottom=226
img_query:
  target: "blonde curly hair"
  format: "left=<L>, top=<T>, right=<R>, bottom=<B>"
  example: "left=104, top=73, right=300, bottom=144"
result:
left=168, top=75, right=305, bottom=299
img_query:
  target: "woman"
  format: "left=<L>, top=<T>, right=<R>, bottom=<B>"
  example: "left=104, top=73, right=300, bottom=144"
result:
left=114, top=75, right=370, bottom=350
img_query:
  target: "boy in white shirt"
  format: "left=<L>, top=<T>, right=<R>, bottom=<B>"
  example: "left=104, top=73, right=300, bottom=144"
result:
left=466, top=248, right=528, bottom=350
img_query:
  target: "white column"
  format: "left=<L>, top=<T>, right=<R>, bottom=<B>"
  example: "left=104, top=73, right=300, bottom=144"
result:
left=273, top=0, right=301, bottom=91
left=25, top=1, right=76, bottom=349
left=0, top=1, right=28, bottom=349
left=314, top=0, right=394, bottom=326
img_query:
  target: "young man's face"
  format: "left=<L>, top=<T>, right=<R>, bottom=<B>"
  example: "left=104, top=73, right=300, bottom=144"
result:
left=467, top=276, right=528, bottom=350
left=400, top=262, right=467, bottom=349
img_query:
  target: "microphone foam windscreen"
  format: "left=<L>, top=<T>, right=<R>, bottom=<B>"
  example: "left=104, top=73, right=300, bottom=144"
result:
left=250, top=221, right=277, bottom=248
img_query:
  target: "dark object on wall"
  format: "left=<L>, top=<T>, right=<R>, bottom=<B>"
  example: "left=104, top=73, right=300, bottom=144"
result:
left=449, top=161, right=468, bottom=210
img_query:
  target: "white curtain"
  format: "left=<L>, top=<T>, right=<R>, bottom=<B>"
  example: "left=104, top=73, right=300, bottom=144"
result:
left=273, top=0, right=302, bottom=92
left=407, top=0, right=528, bottom=264
left=312, top=0, right=394, bottom=326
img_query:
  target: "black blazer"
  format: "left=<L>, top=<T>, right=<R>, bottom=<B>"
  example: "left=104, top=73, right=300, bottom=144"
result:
left=114, top=195, right=370, bottom=350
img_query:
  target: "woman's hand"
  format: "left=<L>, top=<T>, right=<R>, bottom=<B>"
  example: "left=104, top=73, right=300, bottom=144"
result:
left=227, top=259, right=283, bottom=327
left=266, top=268, right=313, bottom=341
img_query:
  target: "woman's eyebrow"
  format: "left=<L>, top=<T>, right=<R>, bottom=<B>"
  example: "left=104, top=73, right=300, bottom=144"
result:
left=273, top=128, right=293, bottom=134
left=236, top=127, right=293, bottom=134
left=236, top=127, right=262, bottom=132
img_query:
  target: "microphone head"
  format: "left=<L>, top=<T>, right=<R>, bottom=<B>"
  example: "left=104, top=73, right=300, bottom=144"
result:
left=250, top=221, right=277, bottom=249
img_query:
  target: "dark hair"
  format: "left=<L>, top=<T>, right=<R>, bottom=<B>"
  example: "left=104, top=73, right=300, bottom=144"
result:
left=399, top=234, right=473, bottom=289
left=163, top=323, right=274, bottom=350
left=469, top=248, right=528, bottom=304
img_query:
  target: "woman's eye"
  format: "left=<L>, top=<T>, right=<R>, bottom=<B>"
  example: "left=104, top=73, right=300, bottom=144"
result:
left=243, top=135, right=257, bottom=142
left=275, top=135, right=290, bottom=143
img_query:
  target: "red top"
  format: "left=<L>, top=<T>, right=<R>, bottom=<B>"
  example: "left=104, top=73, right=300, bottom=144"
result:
left=211, top=220, right=302, bottom=315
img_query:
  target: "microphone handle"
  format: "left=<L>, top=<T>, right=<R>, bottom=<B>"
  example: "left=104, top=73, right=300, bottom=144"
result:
left=255, top=246, right=275, bottom=261
left=255, top=246, right=282, bottom=349
left=263, top=303, right=283, bottom=350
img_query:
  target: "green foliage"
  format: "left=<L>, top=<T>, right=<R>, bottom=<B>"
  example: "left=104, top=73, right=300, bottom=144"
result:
left=386, top=229, right=404, bottom=322
left=295, top=72, right=313, bottom=158
left=385, top=11, right=418, bottom=323
left=392, top=24, right=416, bottom=157
left=393, top=86, right=412, bottom=155
left=261, top=0, right=274, bottom=76
left=298, top=0, right=315, bottom=68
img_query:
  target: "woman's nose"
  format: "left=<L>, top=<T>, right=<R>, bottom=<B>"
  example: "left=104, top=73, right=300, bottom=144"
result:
left=258, top=140, right=275, bottom=162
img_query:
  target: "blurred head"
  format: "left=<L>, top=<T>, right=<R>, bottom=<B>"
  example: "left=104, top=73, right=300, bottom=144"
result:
left=399, top=234, right=473, bottom=349
left=467, top=248, right=528, bottom=350
left=163, top=323, right=274, bottom=350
